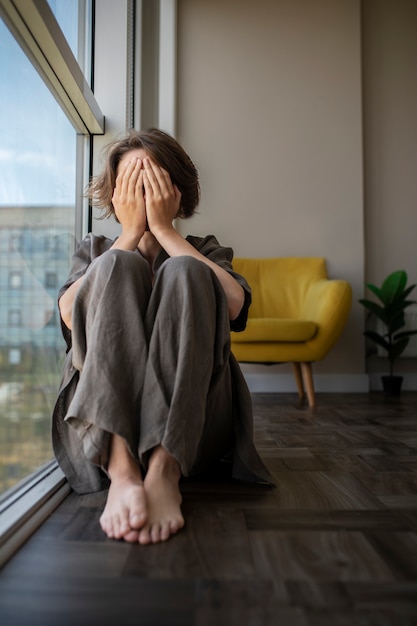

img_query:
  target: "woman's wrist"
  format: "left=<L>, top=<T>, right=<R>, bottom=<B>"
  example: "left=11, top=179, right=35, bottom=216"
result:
left=113, top=230, right=144, bottom=250
left=150, top=223, right=177, bottom=245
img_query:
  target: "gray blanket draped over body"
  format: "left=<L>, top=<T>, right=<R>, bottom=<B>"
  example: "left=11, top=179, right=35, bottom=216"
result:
left=52, top=233, right=273, bottom=494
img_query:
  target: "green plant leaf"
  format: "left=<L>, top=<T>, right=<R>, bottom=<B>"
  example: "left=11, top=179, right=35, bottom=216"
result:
left=390, top=337, right=410, bottom=360
left=365, top=282, right=383, bottom=303
left=395, top=329, right=417, bottom=340
left=380, top=270, right=408, bottom=305
left=359, top=299, right=387, bottom=322
left=388, top=312, right=405, bottom=333
left=398, top=285, right=417, bottom=302
left=402, top=299, right=417, bottom=309
left=386, top=301, right=415, bottom=319
left=363, top=330, right=389, bottom=351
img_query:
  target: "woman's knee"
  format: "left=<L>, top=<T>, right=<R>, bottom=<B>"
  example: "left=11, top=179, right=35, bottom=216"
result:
left=90, top=249, right=150, bottom=281
left=159, top=256, right=213, bottom=284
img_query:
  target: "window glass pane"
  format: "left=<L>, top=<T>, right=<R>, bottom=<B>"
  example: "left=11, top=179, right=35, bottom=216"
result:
left=47, top=0, right=78, bottom=54
left=47, top=0, right=92, bottom=81
left=0, top=20, right=79, bottom=494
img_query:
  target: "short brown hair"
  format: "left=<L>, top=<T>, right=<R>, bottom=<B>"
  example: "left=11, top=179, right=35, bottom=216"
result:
left=88, top=128, right=200, bottom=220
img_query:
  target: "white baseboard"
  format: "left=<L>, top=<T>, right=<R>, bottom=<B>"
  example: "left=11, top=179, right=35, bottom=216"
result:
left=243, top=371, right=417, bottom=393
left=243, top=372, right=369, bottom=393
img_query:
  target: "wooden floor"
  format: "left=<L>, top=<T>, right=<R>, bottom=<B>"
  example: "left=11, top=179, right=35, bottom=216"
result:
left=1, top=392, right=417, bottom=626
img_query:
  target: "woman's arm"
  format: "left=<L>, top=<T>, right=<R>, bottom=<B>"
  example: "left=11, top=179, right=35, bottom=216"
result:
left=143, top=158, right=245, bottom=321
left=58, top=275, right=85, bottom=330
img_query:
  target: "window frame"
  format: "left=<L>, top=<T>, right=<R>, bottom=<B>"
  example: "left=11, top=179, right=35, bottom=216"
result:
left=0, top=0, right=104, bottom=134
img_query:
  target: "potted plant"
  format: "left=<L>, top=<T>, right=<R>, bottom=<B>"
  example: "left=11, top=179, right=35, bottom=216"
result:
left=359, top=270, right=417, bottom=395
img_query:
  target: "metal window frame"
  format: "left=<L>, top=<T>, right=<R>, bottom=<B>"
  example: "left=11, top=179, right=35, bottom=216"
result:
left=158, top=0, right=176, bottom=136
left=0, top=0, right=104, bottom=134
left=0, top=462, right=71, bottom=568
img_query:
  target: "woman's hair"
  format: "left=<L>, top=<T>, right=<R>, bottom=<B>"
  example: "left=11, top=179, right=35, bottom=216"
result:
left=87, top=128, right=200, bottom=220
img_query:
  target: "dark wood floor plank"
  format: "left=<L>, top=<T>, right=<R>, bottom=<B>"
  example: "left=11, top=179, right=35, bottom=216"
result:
left=194, top=581, right=303, bottom=626
left=0, top=535, right=131, bottom=578
left=377, top=495, right=417, bottom=510
left=244, top=509, right=409, bottom=532
left=314, top=450, right=382, bottom=474
left=249, top=529, right=397, bottom=582
left=344, top=580, right=417, bottom=606
left=351, top=471, right=417, bottom=500
left=306, top=608, right=417, bottom=626
left=357, top=454, right=417, bottom=473
left=396, top=510, right=417, bottom=532
left=264, top=469, right=384, bottom=510
left=364, top=531, right=417, bottom=579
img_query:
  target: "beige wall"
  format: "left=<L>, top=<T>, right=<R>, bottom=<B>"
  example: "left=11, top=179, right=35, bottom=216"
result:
left=363, top=0, right=417, bottom=284
left=176, top=0, right=366, bottom=389
left=362, top=0, right=417, bottom=384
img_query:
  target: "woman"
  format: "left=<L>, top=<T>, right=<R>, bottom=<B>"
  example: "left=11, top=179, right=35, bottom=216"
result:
left=52, top=128, right=272, bottom=546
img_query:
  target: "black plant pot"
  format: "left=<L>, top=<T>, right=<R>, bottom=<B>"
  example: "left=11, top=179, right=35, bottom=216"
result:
left=381, top=375, right=403, bottom=396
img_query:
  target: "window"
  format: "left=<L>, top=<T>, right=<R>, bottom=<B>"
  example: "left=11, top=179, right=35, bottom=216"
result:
left=9, top=272, right=23, bottom=289
left=0, top=0, right=102, bottom=500
left=7, top=310, right=22, bottom=327
left=45, top=272, right=58, bottom=289
left=9, top=234, right=23, bottom=252
left=44, top=234, right=59, bottom=253
left=8, top=348, right=21, bottom=365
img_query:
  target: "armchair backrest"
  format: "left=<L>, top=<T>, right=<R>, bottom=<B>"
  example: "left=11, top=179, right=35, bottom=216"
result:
left=233, top=257, right=328, bottom=319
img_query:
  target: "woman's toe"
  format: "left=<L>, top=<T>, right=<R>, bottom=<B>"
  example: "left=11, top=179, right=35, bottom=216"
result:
left=138, top=527, right=151, bottom=545
left=123, top=529, right=140, bottom=543
left=151, top=523, right=162, bottom=543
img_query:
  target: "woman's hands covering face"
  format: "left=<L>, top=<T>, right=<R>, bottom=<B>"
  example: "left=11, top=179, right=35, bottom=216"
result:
left=142, top=157, right=182, bottom=235
left=112, top=156, right=181, bottom=241
left=112, top=157, right=147, bottom=238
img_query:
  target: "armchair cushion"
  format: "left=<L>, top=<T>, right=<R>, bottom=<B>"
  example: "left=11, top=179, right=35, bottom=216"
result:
left=233, top=318, right=318, bottom=343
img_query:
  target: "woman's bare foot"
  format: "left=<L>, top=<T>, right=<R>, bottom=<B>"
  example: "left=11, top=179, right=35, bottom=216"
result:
left=100, top=477, right=147, bottom=542
left=100, top=433, right=148, bottom=542
left=138, top=446, right=184, bottom=545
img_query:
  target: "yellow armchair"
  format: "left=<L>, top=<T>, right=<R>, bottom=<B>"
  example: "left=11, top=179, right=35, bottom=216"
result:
left=231, top=257, right=352, bottom=407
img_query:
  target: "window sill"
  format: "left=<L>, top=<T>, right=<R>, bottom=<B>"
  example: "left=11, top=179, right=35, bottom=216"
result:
left=0, top=461, right=70, bottom=568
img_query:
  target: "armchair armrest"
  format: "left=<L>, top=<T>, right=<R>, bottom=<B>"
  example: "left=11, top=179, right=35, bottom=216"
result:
left=302, top=279, right=352, bottom=360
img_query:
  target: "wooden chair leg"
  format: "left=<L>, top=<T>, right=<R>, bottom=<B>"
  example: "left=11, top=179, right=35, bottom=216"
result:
left=300, top=362, right=316, bottom=408
left=292, top=363, right=305, bottom=399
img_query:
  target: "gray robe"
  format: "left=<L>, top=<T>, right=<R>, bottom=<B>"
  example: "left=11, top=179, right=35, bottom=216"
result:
left=52, top=233, right=273, bottom=494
